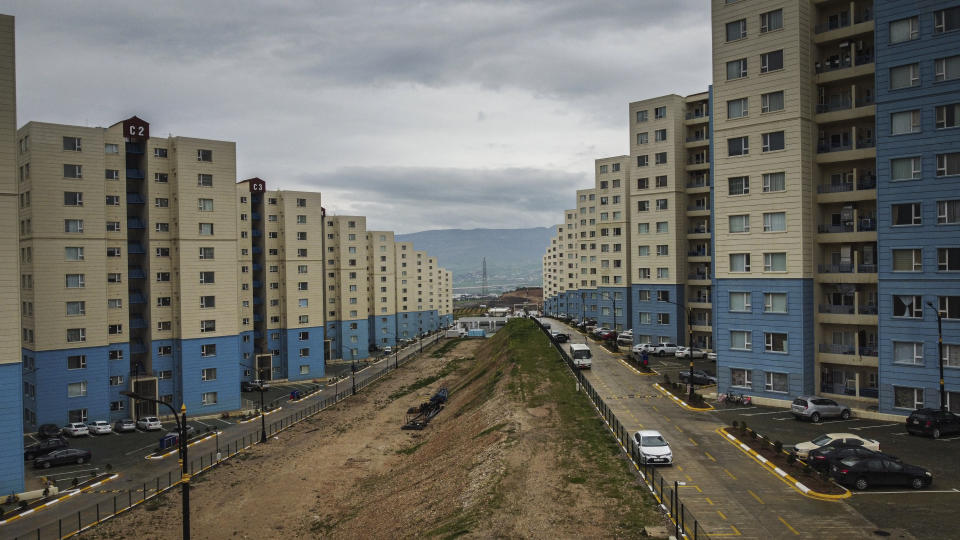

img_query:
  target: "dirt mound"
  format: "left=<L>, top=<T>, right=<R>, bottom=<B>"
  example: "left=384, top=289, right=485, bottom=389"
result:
left=91, top=322, right=661, bottom=539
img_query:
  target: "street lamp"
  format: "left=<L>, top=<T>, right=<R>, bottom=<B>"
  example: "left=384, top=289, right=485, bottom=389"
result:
left=122, top=391, right=190, bottom=540
left=659, top=296, right=696, bottom=402
left=351, top=350, right=357, bottom=396
left=926, top=302, right=947, bottom=411
left=257, top=372, right=268, bottom=443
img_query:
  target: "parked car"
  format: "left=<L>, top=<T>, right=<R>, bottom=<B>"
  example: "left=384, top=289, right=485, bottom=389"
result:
left=33, top=448, right=92, bottom=469
left=24, top=437, right=68, bottom=461
left=831, top=455, right=932, bottom=490
left=37, top=424, right=62, bottom=439
left=706, top=352, right=717, bottom=361
left=675, top=347, right=706, bottom=359
left=678, top=369, right=717, bottom=386
left=652, top=343, right=679, bottom=356
left=793, top=433, right=880, bottom=459
left=791, top=396, right=852, bottom=422
left=137, top=417, right=162, bottom=431
left=86, top=420, right=113, bottom=435
left=591, top=327, right=610, bottom=337
left=114, top=418, right=137, bottom=433
left=383, top=346, right=393, bottom=354
left=241, top=380, right=268, bottom=392
left=807, top=446, right=900, bottom=473
left=616, top=331, right=633, bottom=346
left=62, top=422, right=89, bottom=437
left=905, top=408, right=960, bottom=439
left=597, top=330, right=617, bottom=341
left=632, top=343, right=654, bottom=354
left=550, top=331, right=570, bottom=343
left=633, top=430, right=673, bottom=465
left=165, top=425, right=197, bottom=439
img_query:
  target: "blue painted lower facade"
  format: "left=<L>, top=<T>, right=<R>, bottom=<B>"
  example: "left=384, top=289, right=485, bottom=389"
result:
left=595, top=286, right=630, bottom=332
left=180, top=334, right=242, bottom=415
left=285, top=326, right=326, bottom=381
left=23, top=344, right=116, bottom=428
left=715, top=278, right=815, bottom=400
left=370, top=314, right=398, bottom=351
left=0, top=362, right=24, bottom=495
left=630, top=284, right=685, bottom=346
left=326, top=318, right=371, bottom=360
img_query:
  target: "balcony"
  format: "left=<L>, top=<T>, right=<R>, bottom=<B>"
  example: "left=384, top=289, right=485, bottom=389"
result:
left=127, top=217, right=145, bottom=229
left=125, top=143, right=144, bottom=155
left=815, top=51, right=875, bottom=84
left=251, top=212, right=261, bottom=221
left=129, top=291, right=146, bottom=304
left=817, top=217, right=876, bottom=243
left=820, top=343, right=855, bottom=355
left=253, top=280, right=263, bottom=288
left=126, top=192, right=144, bottom=204
left=130, top=317, right=148, bottom=330
left=125, top=169, right=144, bottom=180
left=127, top=242, right=145, bottom=254
left=817, top=174, right=876, bottom=194
left=128, top=266, right=146, bottom=279
left=685, top=111, right=709, bottom=121
left=130, top=340, right=147, bottom=355
left=816, top=303, right=879, bottom=325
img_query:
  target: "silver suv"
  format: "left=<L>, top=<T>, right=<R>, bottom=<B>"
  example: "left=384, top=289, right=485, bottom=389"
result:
left=791, top=396, right=851, bottom=422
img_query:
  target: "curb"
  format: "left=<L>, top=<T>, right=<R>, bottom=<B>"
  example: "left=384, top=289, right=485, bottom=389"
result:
left=0, top=473, right=120, bottom=525
left=715, top=427, right=851, bottom=501
left=145, top=431, right=222, bottom=460
left=237, top=406, right=283, bottom=425
left=653, top=383, right=714, bottom=411
left=618, top=357, right=659, bottom=376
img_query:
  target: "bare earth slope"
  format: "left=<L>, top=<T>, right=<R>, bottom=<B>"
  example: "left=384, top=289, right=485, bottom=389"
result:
left=91, top=322, right=662, bottom=539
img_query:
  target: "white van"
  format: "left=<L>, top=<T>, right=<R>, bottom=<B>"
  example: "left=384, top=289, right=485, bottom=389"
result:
left=568, top=343, right=592, bottom=369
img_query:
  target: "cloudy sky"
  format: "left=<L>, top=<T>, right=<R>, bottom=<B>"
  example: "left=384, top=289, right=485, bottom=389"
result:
left=7, top=0, right=710, bottom=233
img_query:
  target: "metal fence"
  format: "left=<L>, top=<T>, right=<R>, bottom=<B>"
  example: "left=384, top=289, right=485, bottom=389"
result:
left=533, top=319, right=711, bottom=540
left=13, top=332, right=446, bottom=540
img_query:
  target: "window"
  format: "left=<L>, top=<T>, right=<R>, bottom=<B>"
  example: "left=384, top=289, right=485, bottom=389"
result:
left=105, top=169, right=119, bottom=180
left=107, top=298, right=122, bottom=309
left=63, top=164, right=82, bottom=178
left=599, top=165, right=608, bottom=174
left=761, top=131, right=784, bottom=152
left=157, top=297, right=171, bottom=306
left=197, top=174, right=213, bottom=187
left=638, top=245, right=649, bottom=256
left=67, top=355, right=86, bottom=369
left=937, top=104, right=960, bottom=130
left=62, top=136, right=81, bottom=151
left=763, top=212, right=786, bottom=232
left=760, top=9, right=782, bottom=32
left=655, top=175, right=667, bottom=188
left=155, top=172, right=168, bottom=183
left=764, top=292, right=787, bottom=313
left=64, top=219, right=83, bottom=233
left=656, top=221, right=668, bottom=233
left=638, top=200, right=649, bottom=212
left=298, top=298, right=309, bottom=308
left=730, top=253, right=751, bottom=272
left=726, top=58, right=747, bottom=80
left=65, top=274, right=85, bottom=288
left=654, top=106, right=666, bottom=119
left=66, top=328, right=86, bottom=343
left=940, top=295, right=960, bottom=319
left=728, top=136, right=749, bottom=156
left=727, top=98, right=748, bottom=119
left=763, top=252, right=786, bottom=272
left=730, top=332, right=752, bottom=351
left=297, top=232, right=307, bottom=241
left=200, top=320, right=216, bottom=333
left=201, top=392, right=218, bottom=406
left=110, top=375, right=124, bottom=386
left=893, top=387, right=924, bottom=410
left=108, top=324, right=122, bottom=335
left=890, top=64, right=920, bottom=89
left=891, top=157, right=921, bottom=180
left=299, top=315, right=310, bottom=324
left=728, top=176, right=749, bottom=195
left=657, top=313, right=670, bottom=325
left=298, top=249, right=308, bottom=257
left=200, top=295, right=215, bottom=308
left=655, top=199, right=668, bottom=210
left=65, top=247, right=84, bottom=261
left=729, top=214, right=750, bottom=233
left=297, top=197, right=307, bottom=207
left=155, top=222, right=169, bottom=233
left=893, top=203, right=921, bottom=225
left=636, top=110, right=648, bottom=122
left=893, top=295, right=923, bottom=318
left=935, top=55, right=960, bottom=82
left=154, top=147, right=168, bottom=158
left=197, top=149, right=213, bottom=162
left=67, top=381, right=87, bottom=398
left=105, top=194, right=120, bottom=206
left=654, top=129, right=667, bottom=141
left=891, top=110, right=921, bottom=135
left=154, top=247, right=169, bottom=257
left=945, top=344, right=960, bottom=368
left=637, top=178, right=649, bottom=190
left=890, top=16, right=919, bottom=43
left=760, top=50, right=783, bottom=73
left=765, top=332, right=787, bottom=353
left=730, top=368, right=752, bottom=388
left=656, top=267, right=669, bottom=279
left=765, top=372, right=788, bottom=393
left=199, top=223, right=214, bottom=235
left=199, top=271, right=215, bottom=284
left=638, top=268, right=651, bottom=279
left=893, top=249, right=923, bottom=272
left=298, top=265, right=308, bottom=274
left=198, top=198, right=214, bottom=212
left=637, top=155, right=648, bottom=167
left=299, top=347, right=311, bottom=358
left=297, top=215, right=307, bottom=224
left=937, top=152, right=960, bottom=176
left=935, top=6, right=960, bottom=33
left=153, top=197, right=168, bottom=208
left=939, top=200, right=960, bottom=225
left=156, top=345, right=172, bottom=356
left=726, top=19, right=746, bottom=41
left=655, top=152, right=667, bottom=164
left=637, top=132, right=648, bottom=145
left=298, top=282, right=308, bottom=290
left=729, top=292, right=751, bottom=312
left=156, top=272, right=170, bottom=282
left=107, top=273, right=122, bottom=283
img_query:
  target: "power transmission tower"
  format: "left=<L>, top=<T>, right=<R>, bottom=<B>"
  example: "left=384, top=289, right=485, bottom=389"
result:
left=482, top=257, right=488, bottom=297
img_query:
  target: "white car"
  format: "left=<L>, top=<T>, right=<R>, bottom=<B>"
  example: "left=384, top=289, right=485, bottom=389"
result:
left=706, top=352, right=717, bottom=361
left=793, top=433, right=880, bottom=459
left=653, top=343, right=679, bottom=356
left=383, top=346, right=392, bottom=354
left=62, top=422, right=89, bottom=437
left=137, top=417, right=162, bottom=431
left=632, top=343, right=654, bottom=354
left=616, top=331, right=633, bottom=345
left=633, top=430, right=673, bottom=465
left=675, top=347, right=707, bottom=359
left=591, top=327, right=610, bottom=337
left=86, top=420, right=113, bottom=435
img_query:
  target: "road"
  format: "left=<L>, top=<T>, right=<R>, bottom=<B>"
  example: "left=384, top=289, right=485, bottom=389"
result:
left=554, top=320, right=897, bottom=540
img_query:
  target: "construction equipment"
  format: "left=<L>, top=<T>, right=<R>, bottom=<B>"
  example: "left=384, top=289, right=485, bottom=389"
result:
left=402, top=388, right=449, bottom=430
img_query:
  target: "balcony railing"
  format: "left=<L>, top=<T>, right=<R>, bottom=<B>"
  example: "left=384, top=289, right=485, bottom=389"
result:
left=820, top=343, right=855, bottom=355
left=688, top=249, right=711, bottom=257
left=858, top=304, right=878, bottom=315
left=688, top=273, right=712, bottom=280
left=687, top=204, right=709, bottom=212
left=819, top=304, right=855, bottom=314
left=817, top=138, right=874, bottom=154
left=685, top=111, right=709, bottom=120
left=818, top=224, right=854, bottom=234
left=860, top=346, right=878, bottom=357
left=818, top=263, right=854, bottom=273
left=815, top=51, right=874, bottom=74
left=816, top=174, right=877, bottom=193
left=816, top=97, right=852, bottom=113
left=858, top=263, right=877, bottom=273
left=686, top=179, right=710, bottom=189
left=688, top=155, right=710, bottom=165
left=688, top=226, right=711, bottom=235
left=817, top=218, right=876, bottom=234
left=686, top=135, right=708, bottom=143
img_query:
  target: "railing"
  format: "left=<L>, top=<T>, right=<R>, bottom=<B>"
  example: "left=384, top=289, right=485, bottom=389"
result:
left=687, top=227, right=711, bottom=235
left=855, top=95, right=874, bottom=107
left=855, top=10, right=873, bottom=24
left=859, top=346, right=878, bottom=357
left=858, top=304, right=878, bottom=315
left=857, top=176, right=877, bottom=190
left=815, top=16, right=850, bottom=34
left=532, top=319, right=712, bottom=540
left=816, top=97, right=851, bottom=113
left=858, top=263, right=877, bottom=273
left=819, top=304, right=855, bottom=314
left=687, top=155, right=710, bottom=165
left=819, top=343, right=855, bottom=355
left=686, top=135, right=708, bottom=143
left=818, top=224, right=854, bottom=234
left=817, top=139, right=874, bottom=153
left=688, top=273, right=712, bottom=280
left=687, top=205, right=709, bottom=212
left=818, top=263, right=854, bottom=273
left=686, top=179, right=710, bottom=188
left=688, top=250, right=711, bottom=257
left=817, top=175, right=877, bottom=193
left=685, top=111, right=708, bottom=120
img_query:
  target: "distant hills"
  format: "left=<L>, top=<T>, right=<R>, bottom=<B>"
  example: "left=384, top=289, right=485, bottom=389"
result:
left=396, top=227, right=555, bottom=291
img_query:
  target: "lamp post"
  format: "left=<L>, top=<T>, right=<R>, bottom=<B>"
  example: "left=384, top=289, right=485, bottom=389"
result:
left=926, top=302, right=947, bottom=411
left=258, top=378, right=267, bottom=443
left=351, top=350, right=357, bottom=396
left=660, top=297, right=696, bottom=402
left=122, top=391, right=190, bottom=540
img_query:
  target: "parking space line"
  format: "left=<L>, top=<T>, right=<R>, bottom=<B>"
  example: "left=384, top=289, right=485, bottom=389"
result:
left=723, top=468, right=737, bottom=480
left=124, top=441, right=159, bottom=456
left=715, top=406, right=755, bottom=411
left=717, top=510, right=727, bottom=520
left=778, top=516, right=799, bottom=535
left=676, top=465, right=683, bottom=472
left=747, top=489, right=764, bottom=504
left=704, top=451, right=716, bottom=462
left=685, top=474, right=693, bottom=483
left=847, top=423, right=901, bottom=431
left=194, top=419, right=211, bottom=428
left=214, top=418, right=232, bottom=426
left=852, top=488, right=960, bottom=495
left=741, top=411, right=791, bottom=416
left=675, top=425, right=684, bottom=433
left=688, top=437, right=698, bottom=446
left=705, top=497, right=714, bottom=505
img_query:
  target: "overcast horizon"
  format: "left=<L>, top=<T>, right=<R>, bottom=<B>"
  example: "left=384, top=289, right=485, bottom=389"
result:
left=6, top=0, right=711, bottom=234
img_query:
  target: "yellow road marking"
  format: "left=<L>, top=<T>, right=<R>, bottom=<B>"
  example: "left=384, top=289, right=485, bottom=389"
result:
left=778, top=516, right=800, bottom=536
left=676, top=465, right=683, bottom=471
left=688, top=437, right=698, bottom=446
left=723, top=468, right=737, bottom=480
left=705, top=451, right=716, bottom=462
left=747, top=489, right=764, bottom=505
left=707, top=525, right=743, bottom=537
left=675, top=424, right=684, bottom=433
left=717, top=510, right=727, bottom=520
left=652, top=405, right=659, bottom=412
left=705, top=497, right=714, bottom=506
left=685, top=474, right=693, bottom=483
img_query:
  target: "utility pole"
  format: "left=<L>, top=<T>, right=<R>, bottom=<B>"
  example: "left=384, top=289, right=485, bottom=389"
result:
left=926, top=302, right=947, bottom=411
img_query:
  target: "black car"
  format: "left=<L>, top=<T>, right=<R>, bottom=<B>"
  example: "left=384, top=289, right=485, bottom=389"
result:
left=33, top=448, right=92, bottom=469
left=241, top=380, right=266, bottom=392
left=678, top=370, right=718, bottom=386
left=905, top=408, right=960, bottom=439
left=24, top=437, right=69, bottom=461
left=37, top=424, right=62, bottom=439
left=831, top=455, right=932, bottom=490
left=551, top=331, right=570, bottom=343
left=807, top=446, right=899, bottom=473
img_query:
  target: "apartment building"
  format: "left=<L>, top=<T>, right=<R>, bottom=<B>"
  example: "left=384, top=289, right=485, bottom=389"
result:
left=368, top=230, right=398, bottom=350
left=0, top=14, right=24, bottom=496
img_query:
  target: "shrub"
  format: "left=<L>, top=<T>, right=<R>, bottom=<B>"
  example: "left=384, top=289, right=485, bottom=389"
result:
left=786, top=452, right=797, bottom=465
left=662, top=374, right=671, bottom=385
left=773, top=440, right=783, bottom=453
left=749, top=429, right=757, bottom=440
left=731, top=420, right=739, bottom=430
left=739, top=421, right=748, bottom=433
